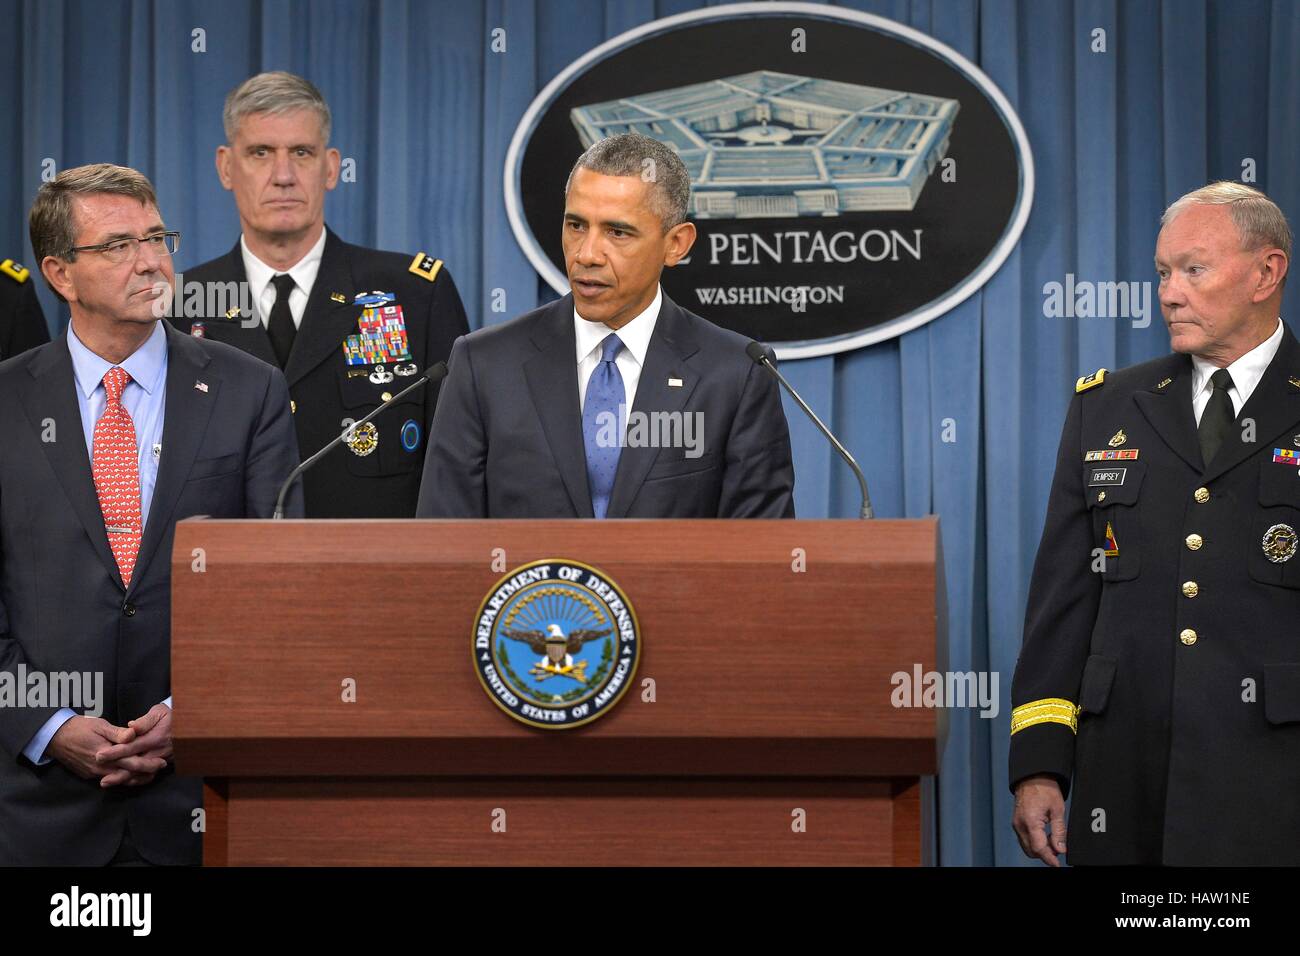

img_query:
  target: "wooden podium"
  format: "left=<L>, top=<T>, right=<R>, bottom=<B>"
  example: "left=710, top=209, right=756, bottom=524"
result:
left=171, top=518, right=944, bottom=866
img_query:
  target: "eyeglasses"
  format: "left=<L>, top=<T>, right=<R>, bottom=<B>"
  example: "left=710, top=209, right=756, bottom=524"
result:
left=68, top=231, right=181, bottom=264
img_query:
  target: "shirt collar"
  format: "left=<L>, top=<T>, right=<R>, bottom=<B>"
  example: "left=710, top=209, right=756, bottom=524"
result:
left=574, top=285, right=662, bottom=367
left=240, top=226, right=327, bottom=304
left=1191, top=317, right=1284, bottom=399
left=67, top=319, right=168, bottom=399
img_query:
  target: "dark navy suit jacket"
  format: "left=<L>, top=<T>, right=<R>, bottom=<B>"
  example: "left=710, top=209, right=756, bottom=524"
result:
left=0, top=322, right=302, bottom=865
left=416, top=292, right=795, bottom=518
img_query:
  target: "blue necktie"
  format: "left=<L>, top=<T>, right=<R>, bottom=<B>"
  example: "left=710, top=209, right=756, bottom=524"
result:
left=582, top=334, right=625, bottom=519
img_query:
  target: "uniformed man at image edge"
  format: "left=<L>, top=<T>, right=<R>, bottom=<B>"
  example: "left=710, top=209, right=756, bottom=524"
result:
left=1010, top=181, right=1298, bottom=866
left=171, top=71, right=468, bottom=516
left=0, top=256, right=51, bottom=360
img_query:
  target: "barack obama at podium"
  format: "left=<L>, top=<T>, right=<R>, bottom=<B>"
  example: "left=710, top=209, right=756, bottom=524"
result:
left=416, top=133, right=795, bottom=519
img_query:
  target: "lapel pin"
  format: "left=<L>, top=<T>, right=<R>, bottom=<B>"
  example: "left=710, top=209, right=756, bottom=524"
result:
left=194, top=380, right=209, bottom=393
left=152, top=443, right=161, bottom=460
left=1289, top=376, right=1300, bottom=389
left=668, top=377, right=683, bottom=388
left=224, top=308, right=242, bottom=320
left=330, top=292, right=346, bottom=303
left=1155, top=377, right=1172, bottom=389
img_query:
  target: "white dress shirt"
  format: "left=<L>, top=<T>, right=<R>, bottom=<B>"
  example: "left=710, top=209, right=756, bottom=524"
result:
left=1191, top=317, right=1284, bottom=424
left=575, top=285, right=662, bottom=419
left=240, top=227, right=326, bottom=330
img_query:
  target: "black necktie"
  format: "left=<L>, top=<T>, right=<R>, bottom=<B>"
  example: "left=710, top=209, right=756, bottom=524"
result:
left=267, top=273, right=297, bottom=369
left=1198, top=368, right=1235, bottom=467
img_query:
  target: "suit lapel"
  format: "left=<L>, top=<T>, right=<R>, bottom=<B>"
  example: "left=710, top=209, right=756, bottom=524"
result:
left=1201, top=324, right=1300, bottom=484
left=283, top=229, right=361, bottom=388
left=1134, top=355, right=1202, bottom=474
left=605, top=296, right=701, bottom=519
left=17, top=336, right=123, bottom=589
left=191, top=243, right=278, bottom=366
left=523, top=298, right=592, bottom=517
left=128, top=326, right=218, bottom=594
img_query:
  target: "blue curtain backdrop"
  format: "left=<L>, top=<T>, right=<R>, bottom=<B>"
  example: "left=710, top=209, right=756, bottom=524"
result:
left=3, top=0, right=1297, bottom=865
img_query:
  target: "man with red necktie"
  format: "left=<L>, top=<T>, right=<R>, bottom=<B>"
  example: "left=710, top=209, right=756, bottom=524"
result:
left=0, top=164, right=302, bottom=865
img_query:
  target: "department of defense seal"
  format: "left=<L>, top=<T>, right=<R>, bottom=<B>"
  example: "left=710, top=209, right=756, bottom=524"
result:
left=473, top=559, right=640, bottom=729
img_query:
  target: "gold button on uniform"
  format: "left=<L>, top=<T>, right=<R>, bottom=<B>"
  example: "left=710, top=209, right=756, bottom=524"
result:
left=1186, top=533, right=1203, bottom=551
left=381, top=391, right=393, bottom=402
left=290, top=400, right=297, bottom=414
left=1180, top=628, right=1198, bottom=645
left=1194, top=487, right=1210, bottom=503
left=1182, top=581, right=1199, bottom=598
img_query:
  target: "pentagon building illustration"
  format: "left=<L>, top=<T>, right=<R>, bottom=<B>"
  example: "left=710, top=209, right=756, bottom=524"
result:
left=570, top=71, right=959, bottom=218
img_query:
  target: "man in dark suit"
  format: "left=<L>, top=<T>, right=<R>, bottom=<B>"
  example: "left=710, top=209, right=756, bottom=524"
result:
left=0, top=256, right=50, bottom=359
left=1010, top=182, right=1298, bottom=866
left=416, top=132, right=794, bottom=519
left=170, top=72, right=467, bottom=517
left=0, top=164, right=301, bottom=866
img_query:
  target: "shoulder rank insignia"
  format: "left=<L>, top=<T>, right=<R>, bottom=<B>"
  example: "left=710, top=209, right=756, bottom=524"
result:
left=409, top=252, right=443, bottom=282
left=1075, top=368, right=1107, bottom=394
left=1, top=259, right=30, bottom=283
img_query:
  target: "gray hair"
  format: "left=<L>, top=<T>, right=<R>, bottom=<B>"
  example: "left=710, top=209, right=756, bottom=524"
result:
left=1162, top=181, right=1293, bottom=263
left=565, top=132, right=692, bottom=230
left=223, top=71, right=332, bottom=144
left=29, top=164, right=159, bottom=300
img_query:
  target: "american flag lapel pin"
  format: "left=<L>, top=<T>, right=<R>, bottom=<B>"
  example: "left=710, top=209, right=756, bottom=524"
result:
left=668, top=376, right=683, bottom=388
left=194, top=380, right=209, bottom=393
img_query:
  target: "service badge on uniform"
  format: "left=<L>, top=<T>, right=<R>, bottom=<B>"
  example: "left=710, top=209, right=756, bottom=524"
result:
left=400, top=419, right=420, bottom=452
left=473, top=560, right=640, bottom=729
left=1262, top=524, right=1298, bottom=564
left=190, top=322, right=206, bottom=338
left=345, top=421, right=378, bottom=457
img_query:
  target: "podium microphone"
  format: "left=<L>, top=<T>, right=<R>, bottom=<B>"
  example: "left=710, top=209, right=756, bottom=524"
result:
left=273, top=361, right=449, bottom=519
left=745, top=341, right=873, bottom=519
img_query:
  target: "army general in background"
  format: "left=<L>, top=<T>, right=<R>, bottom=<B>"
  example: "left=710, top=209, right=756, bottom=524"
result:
left=1010, top=182, right=1297, bottom=866
left=170, top=72, right=468, bottom=517
left=0, top=257, right=51, bottom=359
left=417, top=132, right=794, bottom=519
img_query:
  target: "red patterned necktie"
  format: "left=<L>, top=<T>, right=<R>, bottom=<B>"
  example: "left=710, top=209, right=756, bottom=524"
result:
left=91, top=366, right=142, bottom=587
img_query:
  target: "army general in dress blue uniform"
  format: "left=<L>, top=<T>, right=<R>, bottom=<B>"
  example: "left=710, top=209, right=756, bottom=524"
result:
left=170, top=72, right=468, bottom=517
left=1010, top=182, right=1298, bottom=866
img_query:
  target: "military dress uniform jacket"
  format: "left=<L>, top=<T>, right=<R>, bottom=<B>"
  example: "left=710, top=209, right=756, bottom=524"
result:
left=170, top=228, right=468, bottom=516
left=1010, top=323, right=1300, bottom=865
left=0, top=259, right=50, bottom=361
